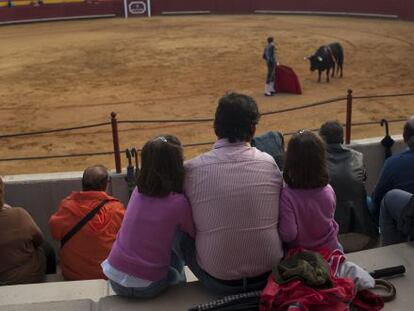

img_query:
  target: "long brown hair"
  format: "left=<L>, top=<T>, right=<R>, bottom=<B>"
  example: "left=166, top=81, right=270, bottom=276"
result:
left=137, top=135, right=184, bottom=197
left=283, top=130, right=329, bottom=189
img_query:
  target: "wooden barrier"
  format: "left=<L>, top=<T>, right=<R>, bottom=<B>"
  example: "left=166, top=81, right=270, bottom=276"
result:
left=1, top=0, right=414, bottom=24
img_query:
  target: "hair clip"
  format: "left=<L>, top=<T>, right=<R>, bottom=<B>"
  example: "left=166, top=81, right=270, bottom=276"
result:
left=157, top=136, right=168, bottom=143
left=298, top=129, right=307, bottom=134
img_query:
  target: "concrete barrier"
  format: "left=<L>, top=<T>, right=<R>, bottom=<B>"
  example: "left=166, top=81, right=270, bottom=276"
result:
left=0, top=280, right=109, bottom=306
left=349, top=135, right=405, bottom=194
left=0, top=300, right=95, bottom=311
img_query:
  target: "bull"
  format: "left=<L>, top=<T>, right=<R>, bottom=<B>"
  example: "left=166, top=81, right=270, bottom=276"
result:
left=306, top=42, right=344, bottom=83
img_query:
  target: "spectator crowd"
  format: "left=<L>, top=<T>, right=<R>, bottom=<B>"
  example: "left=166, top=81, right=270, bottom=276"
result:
left=0, top=93, right=413, bottom=302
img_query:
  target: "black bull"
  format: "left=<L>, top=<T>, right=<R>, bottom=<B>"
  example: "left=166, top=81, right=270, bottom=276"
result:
left=306, top=42, right=344, bottom=82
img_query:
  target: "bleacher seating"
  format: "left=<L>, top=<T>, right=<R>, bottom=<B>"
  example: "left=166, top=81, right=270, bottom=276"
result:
left=0, top=243, right=412, bottom=310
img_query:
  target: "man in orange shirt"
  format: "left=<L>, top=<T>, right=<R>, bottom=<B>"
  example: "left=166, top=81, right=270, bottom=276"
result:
left=49, top=165, right=125, bottom=280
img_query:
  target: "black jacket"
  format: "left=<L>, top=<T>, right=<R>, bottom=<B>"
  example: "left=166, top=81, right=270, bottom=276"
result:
left=326, top=144, right=378, bottom=238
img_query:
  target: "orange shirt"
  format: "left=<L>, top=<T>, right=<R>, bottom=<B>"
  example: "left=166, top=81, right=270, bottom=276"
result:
left=49, top=191, right=124, bottom=280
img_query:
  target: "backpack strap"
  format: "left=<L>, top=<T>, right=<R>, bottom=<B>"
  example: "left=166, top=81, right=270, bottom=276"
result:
left=61, top=199, right=110, bottom=248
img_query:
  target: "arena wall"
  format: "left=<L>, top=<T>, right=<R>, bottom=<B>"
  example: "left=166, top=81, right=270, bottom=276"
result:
left=152, top=0, right=413, bottom=20
left=0, top=1, right=122, bottom=24
left=1, top=0, right=413, bottom=24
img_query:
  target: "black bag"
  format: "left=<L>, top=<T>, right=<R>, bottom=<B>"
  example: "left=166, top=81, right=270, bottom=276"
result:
left=397, top=194, right=414, bottom=237
left=61, top=199, right=109, bottom=248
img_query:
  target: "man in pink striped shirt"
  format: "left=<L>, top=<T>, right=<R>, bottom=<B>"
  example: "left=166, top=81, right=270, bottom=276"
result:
left=183, top=92, right=284, bottom=294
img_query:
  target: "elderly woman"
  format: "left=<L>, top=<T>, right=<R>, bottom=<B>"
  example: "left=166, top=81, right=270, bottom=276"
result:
left=0, top=177, right=55, bottom=285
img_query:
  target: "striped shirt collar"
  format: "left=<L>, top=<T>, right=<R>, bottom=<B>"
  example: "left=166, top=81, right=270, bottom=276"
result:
left=213, top=138, right=251, bottom=149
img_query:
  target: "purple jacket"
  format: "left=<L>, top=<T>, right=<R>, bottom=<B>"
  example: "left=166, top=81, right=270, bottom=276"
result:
left=279, top=185, right=339, bottom=252
left=107, top=188, right=195, bottom=281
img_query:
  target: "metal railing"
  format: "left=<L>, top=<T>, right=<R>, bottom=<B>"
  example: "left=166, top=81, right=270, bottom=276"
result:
left=0, top=89, right=413, bottom=173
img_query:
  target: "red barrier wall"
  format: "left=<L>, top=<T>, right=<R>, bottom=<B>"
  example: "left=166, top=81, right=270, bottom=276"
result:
left=255, top=0, right=414, bottom=21
left=151, top=0, right=414, bottom=21
left=0, top=1, right=122, bottom=23
left=1, top=0, right=413, bottom=25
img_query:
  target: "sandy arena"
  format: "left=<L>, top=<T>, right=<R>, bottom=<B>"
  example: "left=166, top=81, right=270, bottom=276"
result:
left=0, top=15, right=413, bottom=175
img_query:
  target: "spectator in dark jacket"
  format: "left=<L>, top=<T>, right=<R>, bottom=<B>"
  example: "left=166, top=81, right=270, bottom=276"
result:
left=319, top=121, right=378, bottom=251
left=376, top=116, right=414, bottom=245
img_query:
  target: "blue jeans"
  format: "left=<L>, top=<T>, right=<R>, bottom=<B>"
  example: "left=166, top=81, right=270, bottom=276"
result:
left=180, top=233, right=269, bottom=296
left=110, top=234, right=186, bottom=298
left=380, top=189, right=413, bottom=246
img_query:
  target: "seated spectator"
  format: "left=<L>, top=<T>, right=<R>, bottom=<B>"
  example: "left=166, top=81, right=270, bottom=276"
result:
left=380, top=189, right=413, bottom=245
left=319, top=121, right=378, bottom=250
left=378, top=117, right=414, bottom=245
left=373, top=116, right=414, bottom=224
left=251, top=131, right=285, bottom=170
left=183, top=93, right=283, bottom=295
left=279, top=130, right=339, bottom=252
left=49, top=165, right=125, bottom=280
left=103, top=135, right=194, bottom=298
left=0, top=177, right=56, bottom=285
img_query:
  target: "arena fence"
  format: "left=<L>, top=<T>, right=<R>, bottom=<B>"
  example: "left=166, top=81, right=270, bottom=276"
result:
left=0, top=89, right=413, bottom=173
left=1, top=0, right=414, bottom=24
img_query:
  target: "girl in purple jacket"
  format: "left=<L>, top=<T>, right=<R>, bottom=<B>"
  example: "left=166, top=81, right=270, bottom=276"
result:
left=279, top=130, right=340, bottom=252
left=102, top=135, right=195, bottom=298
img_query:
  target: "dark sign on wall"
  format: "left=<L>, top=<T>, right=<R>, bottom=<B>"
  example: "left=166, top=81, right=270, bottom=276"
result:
left=124, top=0, right=150, bottom=18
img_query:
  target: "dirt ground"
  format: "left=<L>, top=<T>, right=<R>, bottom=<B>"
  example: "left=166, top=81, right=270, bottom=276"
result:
left=0, top=15, right=413, bottom=175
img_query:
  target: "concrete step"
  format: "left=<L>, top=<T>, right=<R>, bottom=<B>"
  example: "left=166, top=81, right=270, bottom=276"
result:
left=0, top=243, right=412, bottom=310
left=0, top=300, right=95, bottom=311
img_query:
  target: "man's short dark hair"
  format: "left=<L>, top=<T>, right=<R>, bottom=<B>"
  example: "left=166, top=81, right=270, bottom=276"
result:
left=403, top=116, right=414, bottom=150
left=82, top=165, right=109, bottom=191
left=214, top=93, right=260, bottom=143
left=267, top=37, right=274, bottom=44
left=137, top=135, right=184, bottom=197
left=319, top=121, right=344, bottom=144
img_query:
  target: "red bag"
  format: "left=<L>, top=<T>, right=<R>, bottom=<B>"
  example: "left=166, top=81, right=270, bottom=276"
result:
left=260, top=275, right=355, bottom=311
left=260, top=248, right=355, bottom=311
left=352, top=290, right=384, bottom=311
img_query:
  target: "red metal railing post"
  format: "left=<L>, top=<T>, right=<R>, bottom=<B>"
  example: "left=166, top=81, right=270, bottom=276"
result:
left=111, top=112, right=122, bottom=173
left=345, top=89, right=353, bottom=144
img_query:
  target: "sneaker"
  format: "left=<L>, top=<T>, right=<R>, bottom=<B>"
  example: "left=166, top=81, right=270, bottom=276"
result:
left=264, top=93, right=273, bottom=96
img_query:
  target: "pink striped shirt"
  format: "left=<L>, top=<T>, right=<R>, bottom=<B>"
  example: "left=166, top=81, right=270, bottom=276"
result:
left=184, top=139, right=284, bottom=280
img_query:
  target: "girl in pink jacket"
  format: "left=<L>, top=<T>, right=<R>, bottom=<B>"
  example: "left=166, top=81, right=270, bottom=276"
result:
left=279, top=130, right=340, bottom=252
